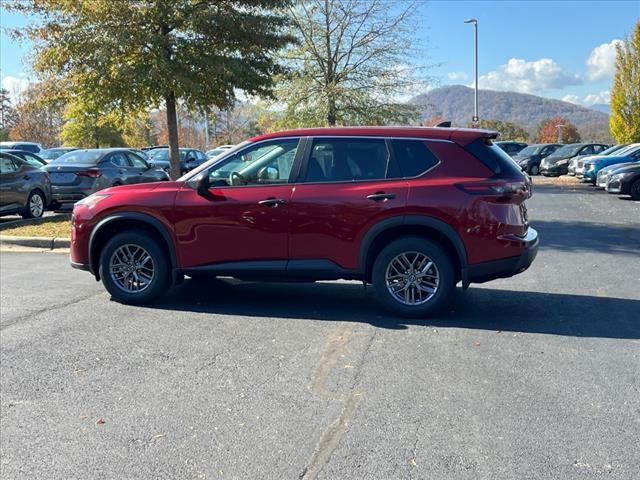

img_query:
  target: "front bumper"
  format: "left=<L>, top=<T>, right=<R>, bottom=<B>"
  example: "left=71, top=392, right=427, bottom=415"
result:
left=540, top=163, right=568, bottom=176
left=466, top=228, right=539, bottom=285
left=582, top=169, right=597, bottom=183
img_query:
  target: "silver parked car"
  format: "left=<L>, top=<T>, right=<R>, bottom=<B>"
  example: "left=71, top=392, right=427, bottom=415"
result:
left=43, top=148, right=169, bottom=208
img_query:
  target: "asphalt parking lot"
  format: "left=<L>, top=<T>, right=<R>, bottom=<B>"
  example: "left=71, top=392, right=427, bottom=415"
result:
left=1, top=181, right=639, bottom=480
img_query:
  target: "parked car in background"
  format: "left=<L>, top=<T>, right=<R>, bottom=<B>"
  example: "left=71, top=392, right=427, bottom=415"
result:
left=540, top=143, right=609, bottom=176
left=0, top=141, right=43, bottom=154
left=568, top=144, right=628, bottom=175
left=0, top=151, right=51, bottom=218
left=70, top=126, right=538, bottom=317
left=39, top=147, right=80, bottom=163
left=141, top=145, right=169, bottom=151
left=582, top=147, right=640, bottom=184
left=44, top=148, right=169, bottom=208
left=128, top=148, right=151, bottom=161
left=596, top=160, right=639, bottom=188
left=605, top=163, right=640, bottom=200
left=495, top=141, right=528, bottom=157
left=513, top=143, right=562, bottom=175
left=206, top=145, right=235, bottom=158
left=147, top=148, right=208, bottom=175
left=0, top=150, right=47, bottom=168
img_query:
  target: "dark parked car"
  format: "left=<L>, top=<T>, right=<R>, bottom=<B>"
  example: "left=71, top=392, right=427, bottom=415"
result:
left=540, top=143, right=609, bottom=176
left=513, top=143, right=562, bottom=175
left=596, top=160, right=639, bottom=188
left=0, top=149, right=48, bottom=168
left=582, top=147, right=640, bottom=184
left=206, top=145, right=235, bottom=158
left=44, top=148, right=169, bottom=208
left=605, top=162, right=640, bottom=200
left=0, top=151, right=51, bottom=218
left=70, top=127, right=538, bottom=317
left=147, top=148, right=208, bottom=174
left=39, top=147, right=80, bottom=163
left=496, top=141, right=528, bottom=157
left=0, top=141, right=43, bottom=154
left=568, top=144, right=628, bottom=175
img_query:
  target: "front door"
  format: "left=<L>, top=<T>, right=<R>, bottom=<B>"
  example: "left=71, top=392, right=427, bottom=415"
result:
left=173, top=137, right=302, bottom=268
left=288, top=137, right=409, bottom=271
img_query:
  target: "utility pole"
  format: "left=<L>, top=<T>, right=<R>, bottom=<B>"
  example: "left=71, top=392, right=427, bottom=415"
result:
left=464, top=18, right=479, bottom=128
left=556, top=124, right=565, bottom=143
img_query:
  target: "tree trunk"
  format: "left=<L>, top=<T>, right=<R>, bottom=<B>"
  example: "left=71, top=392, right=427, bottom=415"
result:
left=165, top=91, right=180, bottom=180
left=327, top=96, right=337, bottom=126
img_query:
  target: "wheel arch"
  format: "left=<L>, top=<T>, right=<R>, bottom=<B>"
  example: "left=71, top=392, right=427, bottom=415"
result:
left=88, top=212, right=179, bottom=283
left=359, top=215, right=469, bottom=287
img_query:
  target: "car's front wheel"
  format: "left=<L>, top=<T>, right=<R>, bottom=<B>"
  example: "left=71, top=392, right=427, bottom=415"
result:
left=630, top=178, right=640, bottom=200
left=529, top=164, right=540, bottom=175
left=372, top=237, right=455, bottom=317
left=22, top=189, right=45, bottom=219
left=99, top=230, right=170, bottom=304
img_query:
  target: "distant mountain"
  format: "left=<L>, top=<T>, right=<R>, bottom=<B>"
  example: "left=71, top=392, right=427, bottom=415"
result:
left=589, top=103, right=611, bottom=114
left=410, top=85, right=610, bottom=135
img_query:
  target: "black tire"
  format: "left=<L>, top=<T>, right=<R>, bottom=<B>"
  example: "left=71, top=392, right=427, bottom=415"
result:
left=529, top=164, right=540, bottom=176
left=630, top=178, right=640, bottom=200
left=98, top=230, right=170, bottom=304
left=372, top=237, right=455, bottom=317
left=21, top=189, right=45, bottom=219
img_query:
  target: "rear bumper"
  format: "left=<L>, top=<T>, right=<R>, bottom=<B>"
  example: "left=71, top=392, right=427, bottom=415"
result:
left=466, top=228, right=539, bottom=284
left=71, top=260, right=91, bottom=272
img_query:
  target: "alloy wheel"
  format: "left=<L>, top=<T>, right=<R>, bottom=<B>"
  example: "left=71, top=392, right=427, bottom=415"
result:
left=109, top=244, right=155, bottom=293
left=385, top=251, right=440, bottom=306
left=29, top=193, right=44, bottom=217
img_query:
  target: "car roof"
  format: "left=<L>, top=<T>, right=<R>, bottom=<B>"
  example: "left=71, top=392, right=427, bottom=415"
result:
left=250, top=126, right=497, bottom=147
left=1, top=149, right=39, bottom=154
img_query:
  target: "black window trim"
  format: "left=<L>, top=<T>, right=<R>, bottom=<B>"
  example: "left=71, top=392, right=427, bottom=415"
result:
left=296, top=135, right=444, bottom=185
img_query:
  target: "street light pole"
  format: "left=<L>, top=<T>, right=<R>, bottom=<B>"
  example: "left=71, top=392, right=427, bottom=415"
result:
left=556, top=124, right=565, bottom=143
left=464, top=18, right=479, bottom=128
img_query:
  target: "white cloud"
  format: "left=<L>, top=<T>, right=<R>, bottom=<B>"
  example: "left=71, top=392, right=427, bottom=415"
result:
left=474, top=58, right=581, bottom=94
left=586, top=40, right=622, bottom=80
left=447, top=71, right=468, bottom=81
left=1, top=74, right=31, bottom=101
left=561, top=91, right=610, bottom=107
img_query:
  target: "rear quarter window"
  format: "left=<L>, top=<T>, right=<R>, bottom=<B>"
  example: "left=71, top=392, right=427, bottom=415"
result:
left=391, top=139, right=439, bottom=177
left=465, top=138, right=524, bottom=177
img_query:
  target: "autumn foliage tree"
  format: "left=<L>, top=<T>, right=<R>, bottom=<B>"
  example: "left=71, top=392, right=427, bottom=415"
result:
left=467, top=119, right=529, bottom=141
left=535, top=116, right=580, bottom=143
left=9, top=82, right=64, bottom=147
left=610, top=21, right=640, bottom=142
left=422, top=115, right=445, bottom=127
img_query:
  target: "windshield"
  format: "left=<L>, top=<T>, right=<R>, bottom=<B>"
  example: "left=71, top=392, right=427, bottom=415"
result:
left=149, top=149, right=186, bottom=161
left=51, top=150, right=103, bottom=164
left=600, top=145, right=625, bottom=156
left=552, top=145, right=582, bottom=156
left=517, top=145, right=542, bottom=156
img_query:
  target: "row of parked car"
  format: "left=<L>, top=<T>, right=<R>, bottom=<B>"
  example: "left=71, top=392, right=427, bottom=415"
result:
left=0, top=142, right=235, bottom=218
left=495, top=139, right=640, bottom=200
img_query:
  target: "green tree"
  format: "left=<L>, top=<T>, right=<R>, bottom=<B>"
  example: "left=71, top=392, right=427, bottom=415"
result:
left=468, top=119, right=529, bottom=142
left=0, top=89, right=15, bottom=141
left=610, top=21, right=640, bottom=143
left=274, top=0, right=426, bottom=128
left=535, top=116, right=581, bottom=143
left=60, top=100, right=126, bottom=148
left=11, top=0, right=293, bottom=178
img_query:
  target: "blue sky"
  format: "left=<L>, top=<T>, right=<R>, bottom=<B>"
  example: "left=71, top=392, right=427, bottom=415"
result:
left=1, top=0, right=638, bottom=108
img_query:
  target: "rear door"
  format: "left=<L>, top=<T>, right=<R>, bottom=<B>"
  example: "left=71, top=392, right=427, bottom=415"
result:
left=288, top=137, right=408, bottom=271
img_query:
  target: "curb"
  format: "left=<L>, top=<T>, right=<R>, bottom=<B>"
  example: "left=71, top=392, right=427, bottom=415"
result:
left=0, top=235, right=71, bottom=250
left=0, top=213, right=70, bottom=232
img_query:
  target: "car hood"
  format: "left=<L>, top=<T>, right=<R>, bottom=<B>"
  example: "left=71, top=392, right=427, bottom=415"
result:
left=545, top=154, right=574, bottom=162
left=609, top=163, right=640, bottom=174
left=600, top=162, right=636, bottom=174
left=585, top=155, right=632, bottom=166
left=100, top=181, right=182, bottom=195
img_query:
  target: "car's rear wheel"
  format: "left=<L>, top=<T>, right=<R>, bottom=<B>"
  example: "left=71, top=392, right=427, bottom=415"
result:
left=529, top=164, right=539, bottom=175
left=630, top=178, right=640, bottom=200
left=372, top=237, right=455, bottom=317
left=22, top=189, right=45, bottom=219
left=99, top=231, right=169, bottom=304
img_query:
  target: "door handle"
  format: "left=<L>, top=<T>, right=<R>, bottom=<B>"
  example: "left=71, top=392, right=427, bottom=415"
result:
left=258, top=198, right=286, bottom=207
left=366, top=192, right=396, bottom=201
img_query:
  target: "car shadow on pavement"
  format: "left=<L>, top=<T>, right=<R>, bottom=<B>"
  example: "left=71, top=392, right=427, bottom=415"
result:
left=149, top=279, right=640, bottom=339
left=533, top=220, right=640, bottom=256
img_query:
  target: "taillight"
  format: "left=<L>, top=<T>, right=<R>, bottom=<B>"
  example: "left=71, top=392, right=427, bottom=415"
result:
left=456, top=180, right=531, bottom=198
left=77, top=169, right=102, bottom=178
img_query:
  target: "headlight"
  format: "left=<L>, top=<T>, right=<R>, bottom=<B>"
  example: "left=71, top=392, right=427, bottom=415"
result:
left=556, top=159, right=569, bottom=166
left=587, top=164, right=596, bottom=171
left=75, top=193, right=111, bottom=208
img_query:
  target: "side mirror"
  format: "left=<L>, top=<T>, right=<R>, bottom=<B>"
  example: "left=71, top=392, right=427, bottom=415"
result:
left=148, top=161, right=156, bottom=168
left=196, top=173, right=226, bottom=200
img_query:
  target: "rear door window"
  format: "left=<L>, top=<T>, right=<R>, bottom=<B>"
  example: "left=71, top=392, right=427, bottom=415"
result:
left=0, top=156, right=18, bottom=174
left=305, top=138, right=397, bottom=182
left=391, top=139, right=439, bottom=177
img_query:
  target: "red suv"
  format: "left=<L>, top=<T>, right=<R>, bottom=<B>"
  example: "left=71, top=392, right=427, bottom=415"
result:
left=70, top=127, right=538, bottom=317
